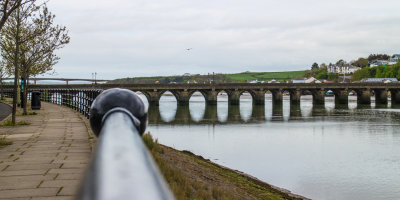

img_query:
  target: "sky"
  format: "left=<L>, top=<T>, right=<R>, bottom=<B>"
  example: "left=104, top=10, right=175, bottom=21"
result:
left=44, top=0, right=400, bottom=80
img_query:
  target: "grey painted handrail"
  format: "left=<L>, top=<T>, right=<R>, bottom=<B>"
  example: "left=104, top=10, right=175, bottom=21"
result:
left=78, top=88, right=174, bottom=200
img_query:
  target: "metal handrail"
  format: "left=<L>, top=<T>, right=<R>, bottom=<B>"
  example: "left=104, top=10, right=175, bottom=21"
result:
left=78, top=88, right=174, bottom=200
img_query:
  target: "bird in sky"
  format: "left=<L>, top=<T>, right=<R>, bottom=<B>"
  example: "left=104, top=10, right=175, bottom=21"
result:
left=186, top=48, right=192, bottom=51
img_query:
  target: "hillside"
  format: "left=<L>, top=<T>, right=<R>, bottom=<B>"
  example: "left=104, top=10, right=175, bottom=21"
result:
left=108, top=71, right=306, bottom=84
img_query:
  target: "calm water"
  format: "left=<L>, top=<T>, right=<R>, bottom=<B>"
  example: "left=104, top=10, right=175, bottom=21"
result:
left=139, top=92, right=400, bottom=200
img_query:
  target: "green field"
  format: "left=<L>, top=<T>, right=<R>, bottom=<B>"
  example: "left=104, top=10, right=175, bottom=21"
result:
left=109, top=70, right=307, bottom=84
left=225, top=71, right=306, bottom=82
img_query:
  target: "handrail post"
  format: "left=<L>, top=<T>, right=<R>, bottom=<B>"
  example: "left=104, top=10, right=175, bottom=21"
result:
left=79, top=88, right=174, bottom=200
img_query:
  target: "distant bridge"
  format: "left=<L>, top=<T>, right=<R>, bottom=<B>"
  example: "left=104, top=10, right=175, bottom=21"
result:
left=2, top=77, right=110, bottom=85
left=3, top=83, right=400, bottom=107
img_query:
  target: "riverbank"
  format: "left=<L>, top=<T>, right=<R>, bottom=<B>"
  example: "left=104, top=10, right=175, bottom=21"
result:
left=0, top=99, right=308, bottom=199
left=143, top=133, right=309, bottom=200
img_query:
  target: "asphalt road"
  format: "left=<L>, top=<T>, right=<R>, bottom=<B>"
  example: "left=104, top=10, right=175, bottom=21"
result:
left=0, top=102, right=11, bottom=121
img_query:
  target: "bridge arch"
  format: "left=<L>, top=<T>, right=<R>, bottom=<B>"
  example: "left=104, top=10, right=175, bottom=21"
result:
left=189, top=91, right=206, bottom=122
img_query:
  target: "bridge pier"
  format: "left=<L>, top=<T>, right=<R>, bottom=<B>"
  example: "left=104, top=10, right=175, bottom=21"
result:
left=147, top=105, right=162, bottom=124
left=145, top=91, right=161, bottom=106
left=271, top=90, right=283, bottom=104
left=391, top=90, right=400, bottom=105
left=374, top=89, right=388, bottom=105
left=204, top=104, right=218, bottom=123
left=253, top=91, right=265, bottom=105
left=289, top=89, right=301, bottom=105
left=175, top=90, right=191, bottom=106
left=228, top=105, right=241, bottom=122
left=251, top=105, right=265, bottom=121
left=175, top=105, right=191, bottom=124
left=335, top=90, right=348, bottom=105
left=204, top=90, right=218, bottom=105
left=357, top=89, right=371, bottom=105
left=228, top=90, right=241, bottom=105
left=312, top=89, right=325, bottom=105
left=289, top=104, right=301, bottom=118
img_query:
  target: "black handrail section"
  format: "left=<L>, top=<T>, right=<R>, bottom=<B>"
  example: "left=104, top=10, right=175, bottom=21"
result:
left=79, top=88, right=174, bottom=200
left=2, top=88, right=103, bottom=118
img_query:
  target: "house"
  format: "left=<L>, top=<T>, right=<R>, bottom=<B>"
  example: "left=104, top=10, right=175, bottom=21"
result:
left=323, top=80, right=335, bottom=83
left=305, top=77, right=319, bottom=83
left=361, top=78, right=398, bottom=83
left=247, top=80, right=259, bottom=83
left=391, top=54, right=400, bottom=62
left=370, top=60, right=397, bottom=67
left=268, top=79, right=279, bottom=83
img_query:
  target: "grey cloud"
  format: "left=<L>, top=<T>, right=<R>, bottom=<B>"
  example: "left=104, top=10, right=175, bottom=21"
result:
left=46, top=0, right=400, bottom=79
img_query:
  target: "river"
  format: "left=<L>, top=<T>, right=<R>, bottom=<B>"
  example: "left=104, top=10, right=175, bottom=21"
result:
left=140, top=92, right=400, bottom=200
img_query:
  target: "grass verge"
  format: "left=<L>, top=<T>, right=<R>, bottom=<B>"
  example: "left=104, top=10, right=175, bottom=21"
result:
left=17, top=112, right=37, bottom=116
left=0, top=137, right=12, bottom=148
left=1, top=120, right=31, bottom=126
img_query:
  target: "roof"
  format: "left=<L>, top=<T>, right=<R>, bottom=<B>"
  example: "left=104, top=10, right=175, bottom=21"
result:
left=361, top=78, right=398, bottom=82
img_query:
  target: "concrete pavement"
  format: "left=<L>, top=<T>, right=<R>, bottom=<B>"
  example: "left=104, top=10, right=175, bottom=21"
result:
left=0, top=102, right=93, bottom=200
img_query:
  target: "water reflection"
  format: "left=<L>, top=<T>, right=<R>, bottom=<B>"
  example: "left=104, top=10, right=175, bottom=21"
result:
left=147, top=95, right=400, bottom=200
left=150, top=96, right=395, bottom=125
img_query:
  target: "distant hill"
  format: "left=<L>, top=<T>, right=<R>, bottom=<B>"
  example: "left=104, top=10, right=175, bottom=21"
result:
left=108, top=71, right=306, bottom=84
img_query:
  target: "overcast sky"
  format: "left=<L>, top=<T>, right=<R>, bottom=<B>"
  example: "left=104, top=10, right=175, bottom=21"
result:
left=44, top=0, right=400, bottom=80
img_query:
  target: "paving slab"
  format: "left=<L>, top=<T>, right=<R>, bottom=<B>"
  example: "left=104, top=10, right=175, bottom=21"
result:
left=0, top=102, right=93, bottom=199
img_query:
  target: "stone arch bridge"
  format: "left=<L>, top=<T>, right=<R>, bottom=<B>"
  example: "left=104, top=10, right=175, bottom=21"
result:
left=15, top=83, right=400, bottom=106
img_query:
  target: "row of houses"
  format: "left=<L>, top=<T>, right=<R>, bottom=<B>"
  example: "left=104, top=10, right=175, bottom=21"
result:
left=363, top=54, right=400, bottom=67
left=327, top=65, right=361, bottom=74
left=327, top=54, right=400, bottom=74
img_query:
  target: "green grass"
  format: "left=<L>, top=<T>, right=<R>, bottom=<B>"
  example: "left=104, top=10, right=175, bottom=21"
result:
left=225, top=71, right=306, bottom=82
left=17, top=112, right=37, bottom=116
left=108, top=71, right=307, bottom=84
left=1, top=120, right=31, bottom=126
left=0, top=137, right=12, bottom=148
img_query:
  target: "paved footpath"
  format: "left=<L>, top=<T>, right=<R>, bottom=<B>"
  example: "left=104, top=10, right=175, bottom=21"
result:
left=0, top=102, right=93, bottom=200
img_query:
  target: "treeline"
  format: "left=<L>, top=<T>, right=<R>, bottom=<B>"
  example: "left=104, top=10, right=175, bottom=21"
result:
left=351, top=62, right=400, bottom=81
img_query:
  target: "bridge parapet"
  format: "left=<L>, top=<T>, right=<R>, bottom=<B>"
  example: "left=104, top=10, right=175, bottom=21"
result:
left=2, top=82, right=400, bottom=107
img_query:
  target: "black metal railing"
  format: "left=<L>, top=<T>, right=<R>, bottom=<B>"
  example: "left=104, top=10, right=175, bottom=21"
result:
left=2, top=88, right=103, bottom=118
left=2, top=87, right=174, bottom=199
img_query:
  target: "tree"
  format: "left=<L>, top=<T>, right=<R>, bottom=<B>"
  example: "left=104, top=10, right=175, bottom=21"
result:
left=351, top=67, right=370, bottom=81
left=368, top=54, right=390, bottom=62
left=0, top=0, right=36, bottom=30
left=336, top=59, right=346, bottom=66
left=311, top=62, right=319, bottom=70
left=352, top=57, right=369, bottom=68
left=0, top=59, right=8, bottom=100
left=0, top=2, right=69, bottom=119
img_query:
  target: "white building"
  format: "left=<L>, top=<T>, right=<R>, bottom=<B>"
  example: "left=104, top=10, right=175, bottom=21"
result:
left=328, top=65, right=360, bottom=74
